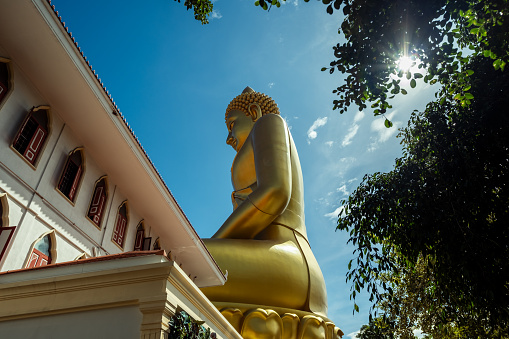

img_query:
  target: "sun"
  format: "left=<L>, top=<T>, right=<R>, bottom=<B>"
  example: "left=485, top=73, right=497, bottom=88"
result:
left=397, top=56, right=414, bottom=72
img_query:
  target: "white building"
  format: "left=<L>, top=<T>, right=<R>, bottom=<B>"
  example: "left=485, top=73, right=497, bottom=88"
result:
left=0, top=0, right=241, bottom=338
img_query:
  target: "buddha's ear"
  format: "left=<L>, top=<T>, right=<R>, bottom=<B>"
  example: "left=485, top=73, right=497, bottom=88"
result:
left=248, top=103, right=262, bottom=121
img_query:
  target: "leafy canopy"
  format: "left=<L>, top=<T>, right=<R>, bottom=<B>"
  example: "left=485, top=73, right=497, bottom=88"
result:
left=256, top=0, right=509, bottom=122
left=173, top=0, right=214, bottom=24
left=253, top=0, right=509, bottom=336
left=338, top=55, right=509, bottom=336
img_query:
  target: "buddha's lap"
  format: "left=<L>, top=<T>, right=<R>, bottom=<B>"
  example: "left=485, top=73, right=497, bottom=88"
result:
left=202, top=238, right=309, bottom=310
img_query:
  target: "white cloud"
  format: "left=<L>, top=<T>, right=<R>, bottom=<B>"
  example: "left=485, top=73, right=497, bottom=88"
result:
left=346, top=331, right=359, bottom=339
left=353, top=110, right=365, bottom=123
left=341, top=124, right=359, bottom=147
left=341, top=111, right=364, bottom=147
left=347, top=177, right=358, bottom=184
left=307, top=117, right=328, bottom=143
left=268, top=82, right=275, bottom=89
left=337, top=184, right=348, bottom=196
left=210, top=10, right=222, bottom=19
left=325, top=141, right=334, bottom=147
left=368, top=110, right=400, bottom=151
left=324, top=205, right=345, bottom=220
left=282, top=0, right=299, bottom=6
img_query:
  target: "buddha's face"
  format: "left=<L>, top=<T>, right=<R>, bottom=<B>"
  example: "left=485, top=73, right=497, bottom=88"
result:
left=226, top=109, right=256, bottom=152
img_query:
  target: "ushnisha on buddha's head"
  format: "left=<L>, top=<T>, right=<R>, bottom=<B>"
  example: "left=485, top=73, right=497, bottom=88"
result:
left=225, top=86, right=280, bottom=122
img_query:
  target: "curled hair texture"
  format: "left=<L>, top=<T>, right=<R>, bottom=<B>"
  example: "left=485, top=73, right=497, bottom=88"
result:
left=225, top=91, right=280, bottom=120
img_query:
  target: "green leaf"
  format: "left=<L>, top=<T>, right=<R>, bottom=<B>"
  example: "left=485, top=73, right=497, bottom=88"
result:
left=410, top=79, right=416, bottom=88
left=401, top=88, right=408, bottom=95
left=414, top=73, right=423, bottom=79
left=321, top=67, right=327, bottom=71
left=493, top=59, right=501, bottom=70
left=464, top=93, right=474, bottom=100
left=465, top=69, right=474, bottom=76
left=254, top=1, right=260, bottom=5
left=384, top=119, right=393, bottom=128
left=354, top=303, right=360, bottom=312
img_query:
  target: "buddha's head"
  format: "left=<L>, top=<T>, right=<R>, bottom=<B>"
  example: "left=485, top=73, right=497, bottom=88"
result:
left=225, top=87, right=280, bottom=151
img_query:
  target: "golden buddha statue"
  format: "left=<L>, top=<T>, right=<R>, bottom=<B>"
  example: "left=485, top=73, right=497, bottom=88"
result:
left=201, top=87, right=342, bottom=339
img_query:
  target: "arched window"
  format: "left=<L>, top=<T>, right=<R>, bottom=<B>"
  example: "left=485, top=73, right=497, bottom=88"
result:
left=112, top=201, right=128, bottom=249
left=12, top=106, right=50, bottom=166
left=0, top=194, right=15, bottom=261
left=87, top=177, right=108, bottom=228
left=74, top=252, right=87, bottom=260
left=27, top=233, right=54, bottom=268
left=134, top=221, right=145, bottom=251
left=153, top=237, right=161, bottom=250
left=57, top=148, right=84, bottom=202
left=0, top=60, right=9, bottom=105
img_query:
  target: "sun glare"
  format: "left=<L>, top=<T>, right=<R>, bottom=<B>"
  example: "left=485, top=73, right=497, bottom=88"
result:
left=397, top=56, right=414, bottom=72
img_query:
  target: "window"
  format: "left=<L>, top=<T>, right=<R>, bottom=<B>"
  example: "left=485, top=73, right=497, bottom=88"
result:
left=0, top=194, right=15, bottom=261
left=12, top=107, right=49, bottom=166
left=134, top=221, right=152, bottom=251
left=134, top=222, right=145, bottom=251
left=74, top=253, right=87, bottom=260
left=112, top=201, right=128, bottom=248
left=57, top=148, right=84, bottom=202
left=0, top=61, right=9, bottom=105
left=87, top=177, right=108, bottom=228
left=27, top=233, right=53, bottom=268
left=153, top=237, right=161, bottom=250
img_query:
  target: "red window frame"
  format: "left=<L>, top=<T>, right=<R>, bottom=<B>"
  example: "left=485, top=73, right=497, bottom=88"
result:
left=0, top=81, right=7, bottom=103
left=112, top=203, right=128, bottom=248
left=0, top=62, right=8, bottom=104
left=0, top=226, right=16, bottom=261
left=57, top=150, right=83, bottom=202
left=134, top=224, right=144, bottom=251
left=87, top=179, right=107, bottom=227
left=12, top=110, right=48, bottom=165
left=27, top=248, right=50, bottom=268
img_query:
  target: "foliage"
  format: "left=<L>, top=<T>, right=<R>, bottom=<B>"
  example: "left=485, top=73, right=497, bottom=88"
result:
left=173, top=0, right=214, bottom=24
left=356, top=317, right=396, bottom=339
left=338, top=55, right=509, bottom=337
left=252, top=0, right=509, bottom=336
left=256, top=0, right=509, bottom=124
left=168, top=311, right=215, bottom=339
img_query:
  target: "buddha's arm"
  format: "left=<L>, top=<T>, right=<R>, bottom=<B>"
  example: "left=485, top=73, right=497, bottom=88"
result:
left=213, top=114, right=292, bottom=239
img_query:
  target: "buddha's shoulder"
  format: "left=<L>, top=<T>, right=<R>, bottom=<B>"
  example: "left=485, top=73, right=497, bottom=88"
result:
left=254, top=114, right=287, bottom=129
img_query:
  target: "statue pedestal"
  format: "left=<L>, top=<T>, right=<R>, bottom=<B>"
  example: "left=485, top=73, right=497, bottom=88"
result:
left=215, top=303, right=343, bottom=339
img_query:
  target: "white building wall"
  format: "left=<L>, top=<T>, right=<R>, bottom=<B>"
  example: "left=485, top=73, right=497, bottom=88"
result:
left=0, top=47, right=160, bottom=271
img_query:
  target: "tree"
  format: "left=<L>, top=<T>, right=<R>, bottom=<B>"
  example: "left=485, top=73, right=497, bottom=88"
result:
left=356, top=317, right=396, bottom=339
left=251, top=0, right=509, bottom=335
left=173, top=0, right=214, bottom=24
left=338, top=55, right=509, bottom=337
left=254, top=0, right=509, bottom=335
left=256, top=0, right=508, bottom=123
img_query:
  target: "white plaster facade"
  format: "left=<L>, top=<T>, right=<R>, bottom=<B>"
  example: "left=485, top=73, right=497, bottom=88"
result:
left=0, top=0, right=224, bottom=287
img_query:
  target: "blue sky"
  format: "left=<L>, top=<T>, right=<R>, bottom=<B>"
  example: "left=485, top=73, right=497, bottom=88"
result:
left=51, top=0, right=437, bottom=336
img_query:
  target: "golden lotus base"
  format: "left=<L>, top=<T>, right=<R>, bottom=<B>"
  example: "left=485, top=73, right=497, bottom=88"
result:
left=215, top=303, right=343, bottom=339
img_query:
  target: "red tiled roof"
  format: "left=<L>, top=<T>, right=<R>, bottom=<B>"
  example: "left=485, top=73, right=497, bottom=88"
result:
left=0, top=250, right=167, bottom=276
